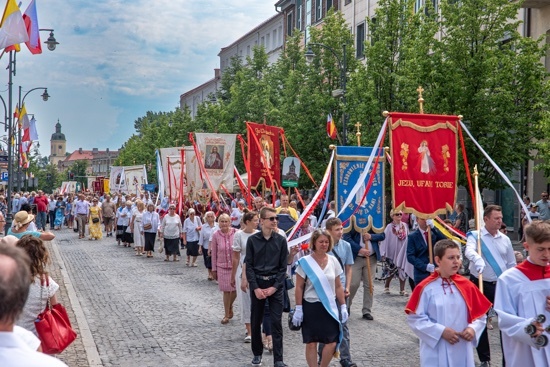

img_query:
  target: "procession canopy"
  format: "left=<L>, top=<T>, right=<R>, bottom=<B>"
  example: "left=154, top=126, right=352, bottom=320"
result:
left=389, top=112, right=459, bottom=219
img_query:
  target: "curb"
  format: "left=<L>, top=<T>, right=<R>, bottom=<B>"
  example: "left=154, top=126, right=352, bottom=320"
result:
left=50, top=239, right=103, bottom=367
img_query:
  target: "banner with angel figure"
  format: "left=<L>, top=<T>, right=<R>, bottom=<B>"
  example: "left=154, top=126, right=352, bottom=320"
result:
left=389, top=112, right=459, bottom=218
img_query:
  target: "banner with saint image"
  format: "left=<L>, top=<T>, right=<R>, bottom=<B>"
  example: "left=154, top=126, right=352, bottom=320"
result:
left=389, top=112, right=459, bottom=218
left=195, top=133, right=236, bottom=193
left=246, top=122, right=282, bottom=190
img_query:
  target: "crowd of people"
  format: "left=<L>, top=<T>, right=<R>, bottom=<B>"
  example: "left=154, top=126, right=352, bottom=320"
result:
left=1, top=188, right=550, bottom=367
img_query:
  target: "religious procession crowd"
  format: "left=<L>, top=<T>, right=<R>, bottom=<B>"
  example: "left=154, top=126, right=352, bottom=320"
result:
left=1, top=189, right=550, bottom=367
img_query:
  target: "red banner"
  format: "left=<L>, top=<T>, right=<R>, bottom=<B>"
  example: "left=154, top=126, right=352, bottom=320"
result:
left=389, top=112, right=459, bottom=218
left=247, top=122, right=282, bottom=190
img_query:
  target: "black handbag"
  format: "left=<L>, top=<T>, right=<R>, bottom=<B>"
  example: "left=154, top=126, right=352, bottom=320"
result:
left=288, top=309, right=301, bottom=331
left=92, top=217, right=100, bottom=224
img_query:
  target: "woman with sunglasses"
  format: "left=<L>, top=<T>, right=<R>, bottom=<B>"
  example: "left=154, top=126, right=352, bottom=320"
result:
left=158, top=204, right=183, bottom=262
left=380, top=210, right=409, bottom=296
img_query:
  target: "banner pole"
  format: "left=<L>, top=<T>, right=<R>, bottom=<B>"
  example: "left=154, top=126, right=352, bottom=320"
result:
left=427, top=221, right=433, bottom=265
left=474, top=165, right=484, bottom=294
left=362, top=229, right=374, bottom=295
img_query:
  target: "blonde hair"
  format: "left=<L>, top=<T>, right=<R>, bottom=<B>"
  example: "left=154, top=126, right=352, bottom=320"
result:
left=136, top=200, right=145, bottom=211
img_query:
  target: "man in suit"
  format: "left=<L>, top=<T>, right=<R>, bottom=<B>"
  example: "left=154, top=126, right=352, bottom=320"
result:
left=344, top=227, right=385, bottom=321
left=406, top=217, right=446, bottom=286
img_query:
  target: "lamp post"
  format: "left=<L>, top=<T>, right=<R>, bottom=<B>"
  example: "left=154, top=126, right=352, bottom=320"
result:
left=4, top=28, right=58, bottom=233
left=305, top=43, right=348, bottom=146
left=17, top=87, right=49, bottom=190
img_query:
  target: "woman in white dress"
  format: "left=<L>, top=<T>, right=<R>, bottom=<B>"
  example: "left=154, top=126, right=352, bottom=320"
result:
left=130, top=200, right=146, bottom=256
left=15, top=236, right=60, bottom=336
left=199, top=211, right=218, bottom=280
left=230, top=210, right=259, bottom=343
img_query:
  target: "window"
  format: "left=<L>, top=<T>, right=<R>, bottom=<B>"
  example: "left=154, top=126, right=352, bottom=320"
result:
left=370, top=17, right=377, bottom=46
left=316, top=0, right=322, bottom=21
left=273, top=29, right=277, bottom=49
left=345, top=0, right=352, bottom=5
left=425, top=0, right=437, bottom=15
left=58, top=145, right=62, bottom=150
left=414, top=0, right=422, bottom=13
left=297, top=0, right=303, bottom=30
left=356, top=23, right=365, bottom=59
left=266, top=34, right=270, bottom=51
left=260, top=36, right=265, bottom=47
left=247, top=45, right=250, bottom=56
left=287, top=12, right=293, bottom=36
left=327, top=0, right=333, bottom=11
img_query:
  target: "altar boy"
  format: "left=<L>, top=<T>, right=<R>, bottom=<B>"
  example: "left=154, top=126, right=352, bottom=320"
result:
left=494, top=220, right=550, bottom=365
left=405, top=240, right=491, bottom=366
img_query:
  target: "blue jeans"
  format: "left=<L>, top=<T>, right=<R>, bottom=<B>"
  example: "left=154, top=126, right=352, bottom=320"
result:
left=48, top=211, right=55, bottom=229
left=36, top=211, right=47, bottom=230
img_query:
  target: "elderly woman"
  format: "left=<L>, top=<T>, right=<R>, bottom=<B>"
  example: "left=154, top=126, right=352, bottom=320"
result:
left=142, top=203, right=160, bottom=258
left=199, top=211, right=218, bottom=280
left=210, top=213, right=237, bottom=324
left=380, top=209, right=409, bottom=296
left=292, top=229, right=347, bottom=367
left=130, top=200, right=146, bottom=256
left=120, top=201, right=134, bottom=247
left=54, top=196, right=65, bottom=230
left=182, top=208, right=202, bottom=267
left=88, top=198, right=103, bottom=240
left=15, top=235, right=60, bottom=336
left=231, top=210, right=259, bottom=342
left=158, top=203, right=183, bottom=262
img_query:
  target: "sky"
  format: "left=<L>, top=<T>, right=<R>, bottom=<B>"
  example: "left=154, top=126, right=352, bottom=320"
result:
left=8, top=0, right=276, bottom=158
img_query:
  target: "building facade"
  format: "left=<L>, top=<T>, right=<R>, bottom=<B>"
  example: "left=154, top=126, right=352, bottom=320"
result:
left=58, top=148, right=119, bottom=177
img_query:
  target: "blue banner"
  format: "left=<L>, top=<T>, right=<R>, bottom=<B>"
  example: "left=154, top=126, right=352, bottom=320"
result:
left=142, top=184, right=157, bottom=192
left=335, top=146, right=385, bottom=233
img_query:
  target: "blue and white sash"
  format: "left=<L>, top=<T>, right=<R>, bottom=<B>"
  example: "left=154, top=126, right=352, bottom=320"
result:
left=467, top=231, right=505, bottom=277
left=298, top=256, right=343, bottom=346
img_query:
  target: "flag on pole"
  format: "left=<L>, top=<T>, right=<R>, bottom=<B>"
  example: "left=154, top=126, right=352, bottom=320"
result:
left=22, top=0, right=41, bottom=54
left=326, top=113, right=337, bottom=140
left=0, top=0, right=29, bottom=50
left=29, top=116, right=38, bottom=140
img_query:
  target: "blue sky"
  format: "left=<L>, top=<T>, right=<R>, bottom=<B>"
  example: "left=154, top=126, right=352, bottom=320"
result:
left=8, top=0, right=276, bottom=158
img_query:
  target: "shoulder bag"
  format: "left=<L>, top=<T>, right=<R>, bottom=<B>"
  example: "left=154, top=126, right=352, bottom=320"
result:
left=35, top=276, right=77, bottom=355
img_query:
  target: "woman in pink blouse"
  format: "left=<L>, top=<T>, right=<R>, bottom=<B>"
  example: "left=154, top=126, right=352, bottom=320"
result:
left=210, top=213, right=237, bottom=324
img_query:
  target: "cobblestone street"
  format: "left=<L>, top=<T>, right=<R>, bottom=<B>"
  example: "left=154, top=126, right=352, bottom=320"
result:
left=47, top=228, right=503, bottom=367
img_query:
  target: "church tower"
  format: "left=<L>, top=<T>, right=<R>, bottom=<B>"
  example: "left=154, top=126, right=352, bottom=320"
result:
left=50, top=120, right=66, bottom=166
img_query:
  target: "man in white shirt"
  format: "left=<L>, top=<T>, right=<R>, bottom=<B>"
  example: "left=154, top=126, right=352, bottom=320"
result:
left=0, top=245, right=67, bottom=366
left=465, top=204, right=515, bottom=367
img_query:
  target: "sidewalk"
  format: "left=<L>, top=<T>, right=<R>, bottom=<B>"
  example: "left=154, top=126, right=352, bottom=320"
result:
left=45, top=235, right=101, bottom=367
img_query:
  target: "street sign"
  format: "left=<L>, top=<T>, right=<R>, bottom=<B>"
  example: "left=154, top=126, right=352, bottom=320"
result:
left=1, top=172, right=8, bottom=181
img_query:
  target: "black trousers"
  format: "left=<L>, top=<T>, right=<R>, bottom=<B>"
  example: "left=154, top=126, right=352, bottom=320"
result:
left=250, top=279, right=284, bottom=363
left=470, top=275, right=496, bottom=363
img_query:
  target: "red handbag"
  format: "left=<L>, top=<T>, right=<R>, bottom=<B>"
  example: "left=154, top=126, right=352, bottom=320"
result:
left=34, top=277, right=77, bottom=355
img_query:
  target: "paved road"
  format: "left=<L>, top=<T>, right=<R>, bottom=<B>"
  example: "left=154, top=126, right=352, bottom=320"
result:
left=49, top=228, right=503, bottom=367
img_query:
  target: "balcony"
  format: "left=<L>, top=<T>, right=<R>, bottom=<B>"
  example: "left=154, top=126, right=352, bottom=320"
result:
left=521, top=0, right=550, bottom=8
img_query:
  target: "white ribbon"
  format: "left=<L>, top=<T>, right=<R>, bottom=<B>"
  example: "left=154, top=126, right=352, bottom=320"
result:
left=459, top=121, right=531, bottom=223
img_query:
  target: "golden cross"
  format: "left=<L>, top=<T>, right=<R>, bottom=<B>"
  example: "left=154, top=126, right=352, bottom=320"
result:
left=417, top=86, right=425, bottom=114
left=355, top=122, right=362, bottom=146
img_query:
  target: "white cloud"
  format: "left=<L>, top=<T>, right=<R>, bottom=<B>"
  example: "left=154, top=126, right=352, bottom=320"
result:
left=9, top=0, right=275, bottom=157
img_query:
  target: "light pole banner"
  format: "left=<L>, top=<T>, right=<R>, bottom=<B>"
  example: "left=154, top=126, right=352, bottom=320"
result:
left=389, top=112, right=459, bottom=218
left=335, top=146, right=385, bottom=233
left=195, top=133, right=236, bottom=193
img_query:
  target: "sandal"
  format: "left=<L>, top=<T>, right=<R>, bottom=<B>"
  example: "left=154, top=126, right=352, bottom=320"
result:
left=228, top=309, right=234, bottom=319
left=221, top=317, right=229, bottom=325
left=400, top=290, right=409, bottom=297
left=384, top=288, right=390, bottom=294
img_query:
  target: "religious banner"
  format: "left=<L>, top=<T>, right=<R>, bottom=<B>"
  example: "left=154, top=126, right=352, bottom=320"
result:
left=389, top=112, right=459, bottom=218
left=282, top=157, right=300, bottom=188
left=184, top=145, right=207, bottom=202
left=247, top=122, right=282, bottom=190
left=159, top=147, right=184, bottom=201
left=109, top=165, right=148, bottom=195
left=335, top=146, right=385, bottom=233
left=195, top=133, right=236, bottom=193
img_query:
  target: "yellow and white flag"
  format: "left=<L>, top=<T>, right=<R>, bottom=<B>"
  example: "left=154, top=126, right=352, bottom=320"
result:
left=0, top=0, right=29, bottom=50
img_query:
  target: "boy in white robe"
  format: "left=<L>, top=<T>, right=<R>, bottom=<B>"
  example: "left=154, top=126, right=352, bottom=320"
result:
left=405, top=240, right=491, bottom=367
left=494, top=220, right=550, bottom=366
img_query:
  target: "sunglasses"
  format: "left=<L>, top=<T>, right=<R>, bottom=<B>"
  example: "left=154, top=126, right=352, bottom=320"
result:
left=263, top=216, right=278, bottom=221
left=394, top=213, right=403, bottom=216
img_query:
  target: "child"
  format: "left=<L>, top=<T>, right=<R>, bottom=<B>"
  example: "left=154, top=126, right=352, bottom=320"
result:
left=405, top=239, right=491, bottom=366
left=494, top=220, right=550, bottom=365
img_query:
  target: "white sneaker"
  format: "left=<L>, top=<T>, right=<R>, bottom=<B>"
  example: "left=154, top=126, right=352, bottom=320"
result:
left=244, top=335, right=251, bottom=343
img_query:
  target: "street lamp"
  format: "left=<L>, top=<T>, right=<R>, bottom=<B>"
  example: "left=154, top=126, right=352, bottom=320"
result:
left=305, top=42, right=348, bottom=145
left=17, top=87, right=49, bottom=190
left=4, top=28, right=58, bottom=232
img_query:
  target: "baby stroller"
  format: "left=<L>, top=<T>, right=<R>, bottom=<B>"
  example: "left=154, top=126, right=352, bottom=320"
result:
left=377, top=258, right=398, bottom=281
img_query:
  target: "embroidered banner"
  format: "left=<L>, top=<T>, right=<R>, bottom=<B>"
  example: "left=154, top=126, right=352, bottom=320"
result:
left=335, top=146, right=385, bottom=233
left=389, top=112, right=459, bottom=218
left=195, top=133, right=236, bottom=194
left=109, top=165, right=148, bottom=195
left=159, top=147, right=182, bottom=201
left=247, top=122, right=282, bottom=190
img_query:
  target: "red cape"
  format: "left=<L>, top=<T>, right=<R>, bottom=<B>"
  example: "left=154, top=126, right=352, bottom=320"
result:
left=405, top=272, right=492, bottom=323
left=516, top=259, right=550, bottom=280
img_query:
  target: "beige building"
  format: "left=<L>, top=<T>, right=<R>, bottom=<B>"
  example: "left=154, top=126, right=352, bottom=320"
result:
left=58, top=148, right=119, bottom=177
